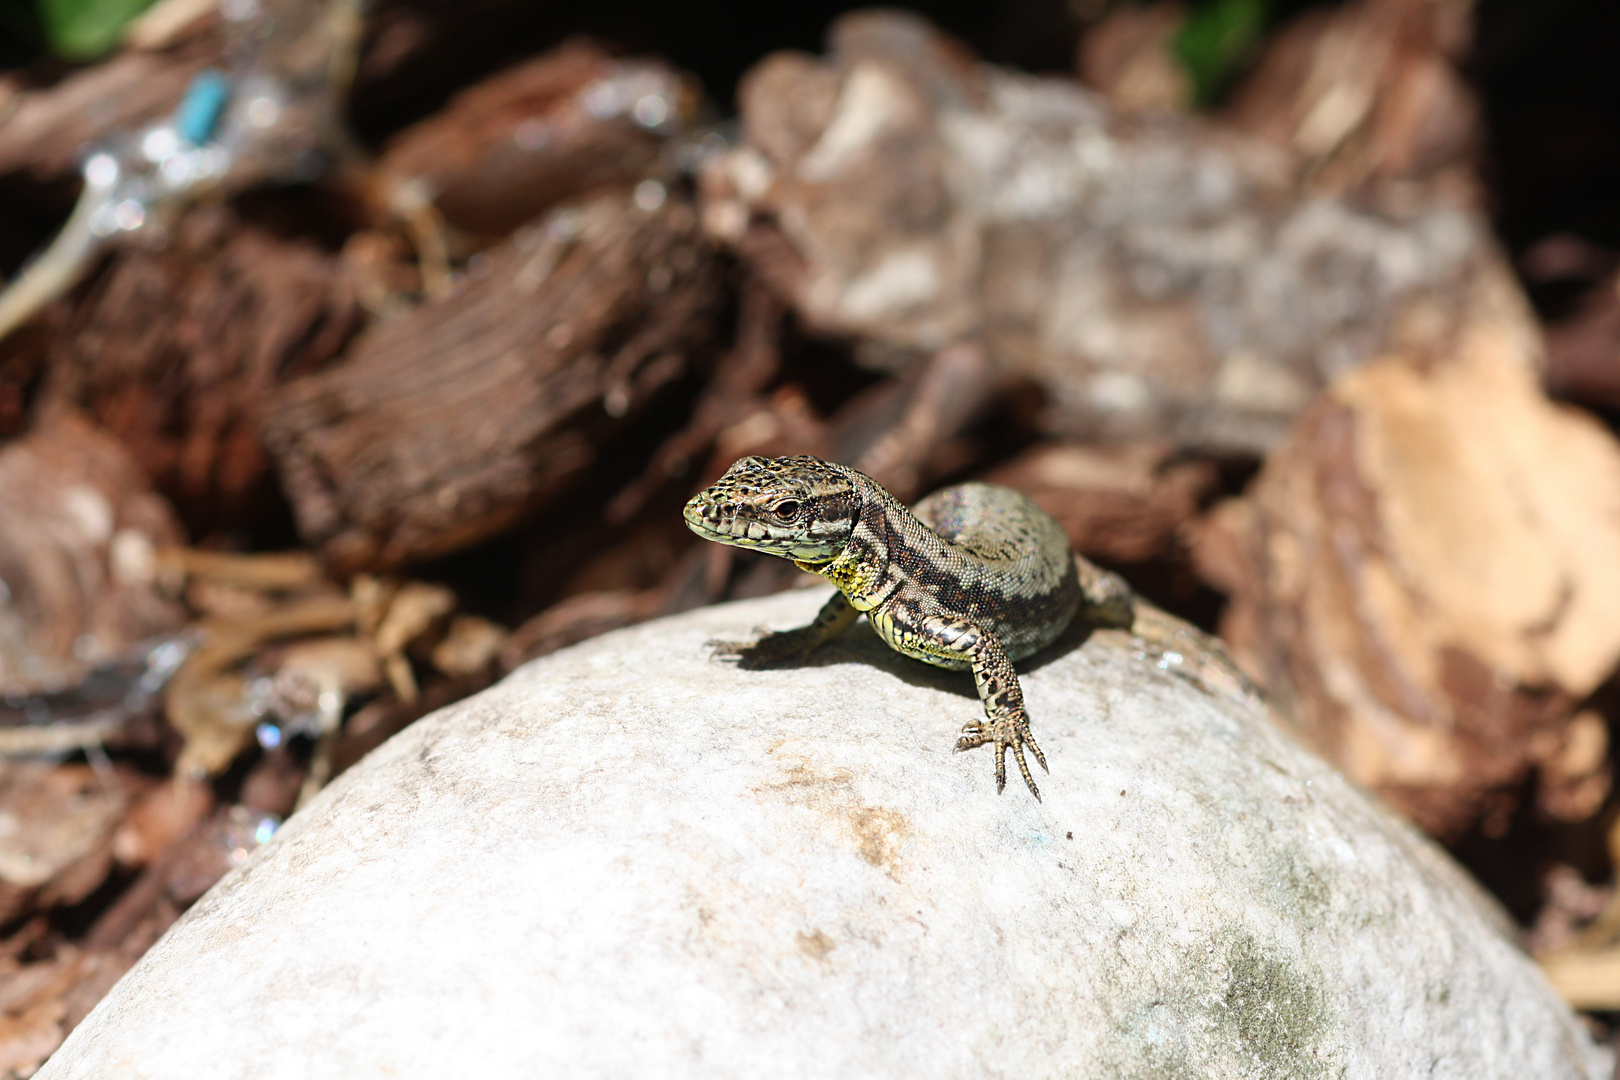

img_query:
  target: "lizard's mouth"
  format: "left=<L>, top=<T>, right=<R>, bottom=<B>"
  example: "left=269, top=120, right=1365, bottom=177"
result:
left=683, top=492, right=850, bottom=564
left=683, top=495, right=794, bottom=552
left=683, top=495, right=751, bottom=545
left=682, top=497, right=720, bottom=533
left=681, top=497, right=713, bottom=522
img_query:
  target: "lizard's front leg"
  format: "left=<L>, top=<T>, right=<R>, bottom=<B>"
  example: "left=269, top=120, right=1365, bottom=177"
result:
left=711, top=590, right=859, bottom=669
left=919, top=615, right=1048, bottom=800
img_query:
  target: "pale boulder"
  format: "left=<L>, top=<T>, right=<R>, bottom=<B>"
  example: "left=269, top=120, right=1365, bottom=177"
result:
left=37, top=589, right=1608, bottom=1079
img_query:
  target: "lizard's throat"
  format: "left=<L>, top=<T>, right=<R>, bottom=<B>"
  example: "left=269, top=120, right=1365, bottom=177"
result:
left=803, top=521, right=894, bottom=610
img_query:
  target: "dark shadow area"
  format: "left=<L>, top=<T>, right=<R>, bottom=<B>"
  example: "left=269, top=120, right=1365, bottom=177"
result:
left=1472, top=0, right=1620, bottom=313
left=702, top=588, right=1109, bottom=701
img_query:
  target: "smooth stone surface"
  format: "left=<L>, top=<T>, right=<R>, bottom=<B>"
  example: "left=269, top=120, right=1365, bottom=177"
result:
left=39, top=589, right=1609, bottom=1079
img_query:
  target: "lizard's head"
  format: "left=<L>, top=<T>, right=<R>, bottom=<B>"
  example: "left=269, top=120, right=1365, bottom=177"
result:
left=683, top=455, right=858, bottom=563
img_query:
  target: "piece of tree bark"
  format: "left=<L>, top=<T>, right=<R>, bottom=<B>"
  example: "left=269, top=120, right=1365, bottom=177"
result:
left=1076, top=2, right=1191, bottom=115
left=0, top=43, right=216, bottom=182
left=1224, top=0, right=1479, bottom=194
left=0, top=944, right=143, bottom=1077
left=0, top=413, right=186, bottom=696
left=378, top=39, right=693, bottom=237
left=0, top=762, right=136, bottom=926
left=839, top=341, right=996, bottom=502
left=41, top=207, right=362, bottom=530
left=703, top=10, right=1495, bottom=454
left=262, top=189, right=721, bottom=571
left=1195, top=264, right=1620, bottom=839
left=605, top=283, right=785, bottom=524
left=982, top=441, right=1217, bottom=565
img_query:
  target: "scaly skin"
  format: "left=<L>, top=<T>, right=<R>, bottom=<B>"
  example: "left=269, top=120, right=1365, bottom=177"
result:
left=683, top=455, right=1116, bottom=799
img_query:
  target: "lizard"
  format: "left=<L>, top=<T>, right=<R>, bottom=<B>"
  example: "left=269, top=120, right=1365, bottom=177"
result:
left=682, top=454, right=1134, bottom=799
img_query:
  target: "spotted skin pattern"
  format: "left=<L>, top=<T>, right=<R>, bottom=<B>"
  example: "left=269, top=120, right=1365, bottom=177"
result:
left=683, top=455, right=1086, bottom=799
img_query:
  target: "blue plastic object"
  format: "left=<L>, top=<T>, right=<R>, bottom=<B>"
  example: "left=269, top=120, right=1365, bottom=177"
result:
left=176, top=69, right=231, bottom=146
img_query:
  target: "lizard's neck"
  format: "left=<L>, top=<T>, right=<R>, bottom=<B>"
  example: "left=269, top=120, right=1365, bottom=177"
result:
left=800, top=470, right=905, bottom=612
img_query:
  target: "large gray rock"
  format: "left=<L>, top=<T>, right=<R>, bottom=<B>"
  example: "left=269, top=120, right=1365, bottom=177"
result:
left=39, top=589, right=1608, bottom=1078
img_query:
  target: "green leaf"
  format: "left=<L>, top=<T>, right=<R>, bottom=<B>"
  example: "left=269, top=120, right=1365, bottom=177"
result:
left=36, top=0, right=158, bottom=59
left=1173, top=0, right=1270, bottom=106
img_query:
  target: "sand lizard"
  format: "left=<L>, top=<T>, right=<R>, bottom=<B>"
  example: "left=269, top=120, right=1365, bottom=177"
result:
left=683, top=455, right=1133, bottom=799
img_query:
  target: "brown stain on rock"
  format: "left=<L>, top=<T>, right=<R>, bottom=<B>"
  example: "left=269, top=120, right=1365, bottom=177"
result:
left=760, top=752, right=911, bottom=878
left=848, top=806, right=910, bottom=878
left=796, top=928, right=836, bottom=962
left=769, top=761, right=856, bottom=790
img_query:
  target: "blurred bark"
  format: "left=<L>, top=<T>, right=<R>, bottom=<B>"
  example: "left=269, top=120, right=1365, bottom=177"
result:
left=605, top=283, right=785, bottom=524
left=1076, top=2, right=1191, bottom=114
left=378, top=39, right=693, bottom=236
left=1196, top=264, right=1620, bottom=838
left=984, top=441, right=1217, bottom=564
left=0, top=943, right=144, bottom=1075
left=704, top=10, right=1495, bottom=455
left=0, top=762, right=131, bottom=925
left=41, top=207, right=362, bottom=529
left=839, top=342, right=996, bottom=502
left=0, top=413, right=185, bottom=695
left=1225, top=0, right=1479, bottom=193
left=263, top=189, right=721, bottom=571
left=0, top=41, right=217, bottom=182
left=500, top=588, right=665, bottom=671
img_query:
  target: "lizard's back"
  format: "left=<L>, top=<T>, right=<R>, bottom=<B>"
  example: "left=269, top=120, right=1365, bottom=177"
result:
left=891, top=482, right=1081, bottom=664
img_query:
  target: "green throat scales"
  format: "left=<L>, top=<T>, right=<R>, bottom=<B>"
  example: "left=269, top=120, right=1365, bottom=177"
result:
left=683, top=454, right=1098, bottom=799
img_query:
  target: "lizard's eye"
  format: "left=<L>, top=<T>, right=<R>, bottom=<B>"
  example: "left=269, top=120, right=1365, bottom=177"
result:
left=772, top=500, right=802, bottom=521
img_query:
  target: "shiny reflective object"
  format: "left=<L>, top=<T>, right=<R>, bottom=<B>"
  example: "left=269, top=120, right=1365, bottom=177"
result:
left=633, top=179, right=667, bottom=213
left=0, top=0, right=363, bottom=344
left=175, top=69, right=231, bottom=145
left=220, top=804, right=281, bottom=866
left=0, top=632, right=199, bottom=757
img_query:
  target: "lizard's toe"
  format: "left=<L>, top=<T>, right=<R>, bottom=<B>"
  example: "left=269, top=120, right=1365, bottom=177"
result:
left=955, top=716, right=1044, bottom=799
left=706, top=638, right=754, bottom=663
left=954, top=722, right=988, bottom=751
left=1025, top=723, right=1049, bottom=774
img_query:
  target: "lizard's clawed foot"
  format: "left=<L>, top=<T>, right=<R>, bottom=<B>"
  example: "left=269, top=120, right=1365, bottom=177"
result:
left=956, top=714, right=1048, bottom=800
left=708, top=627, right=819, bottom=669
